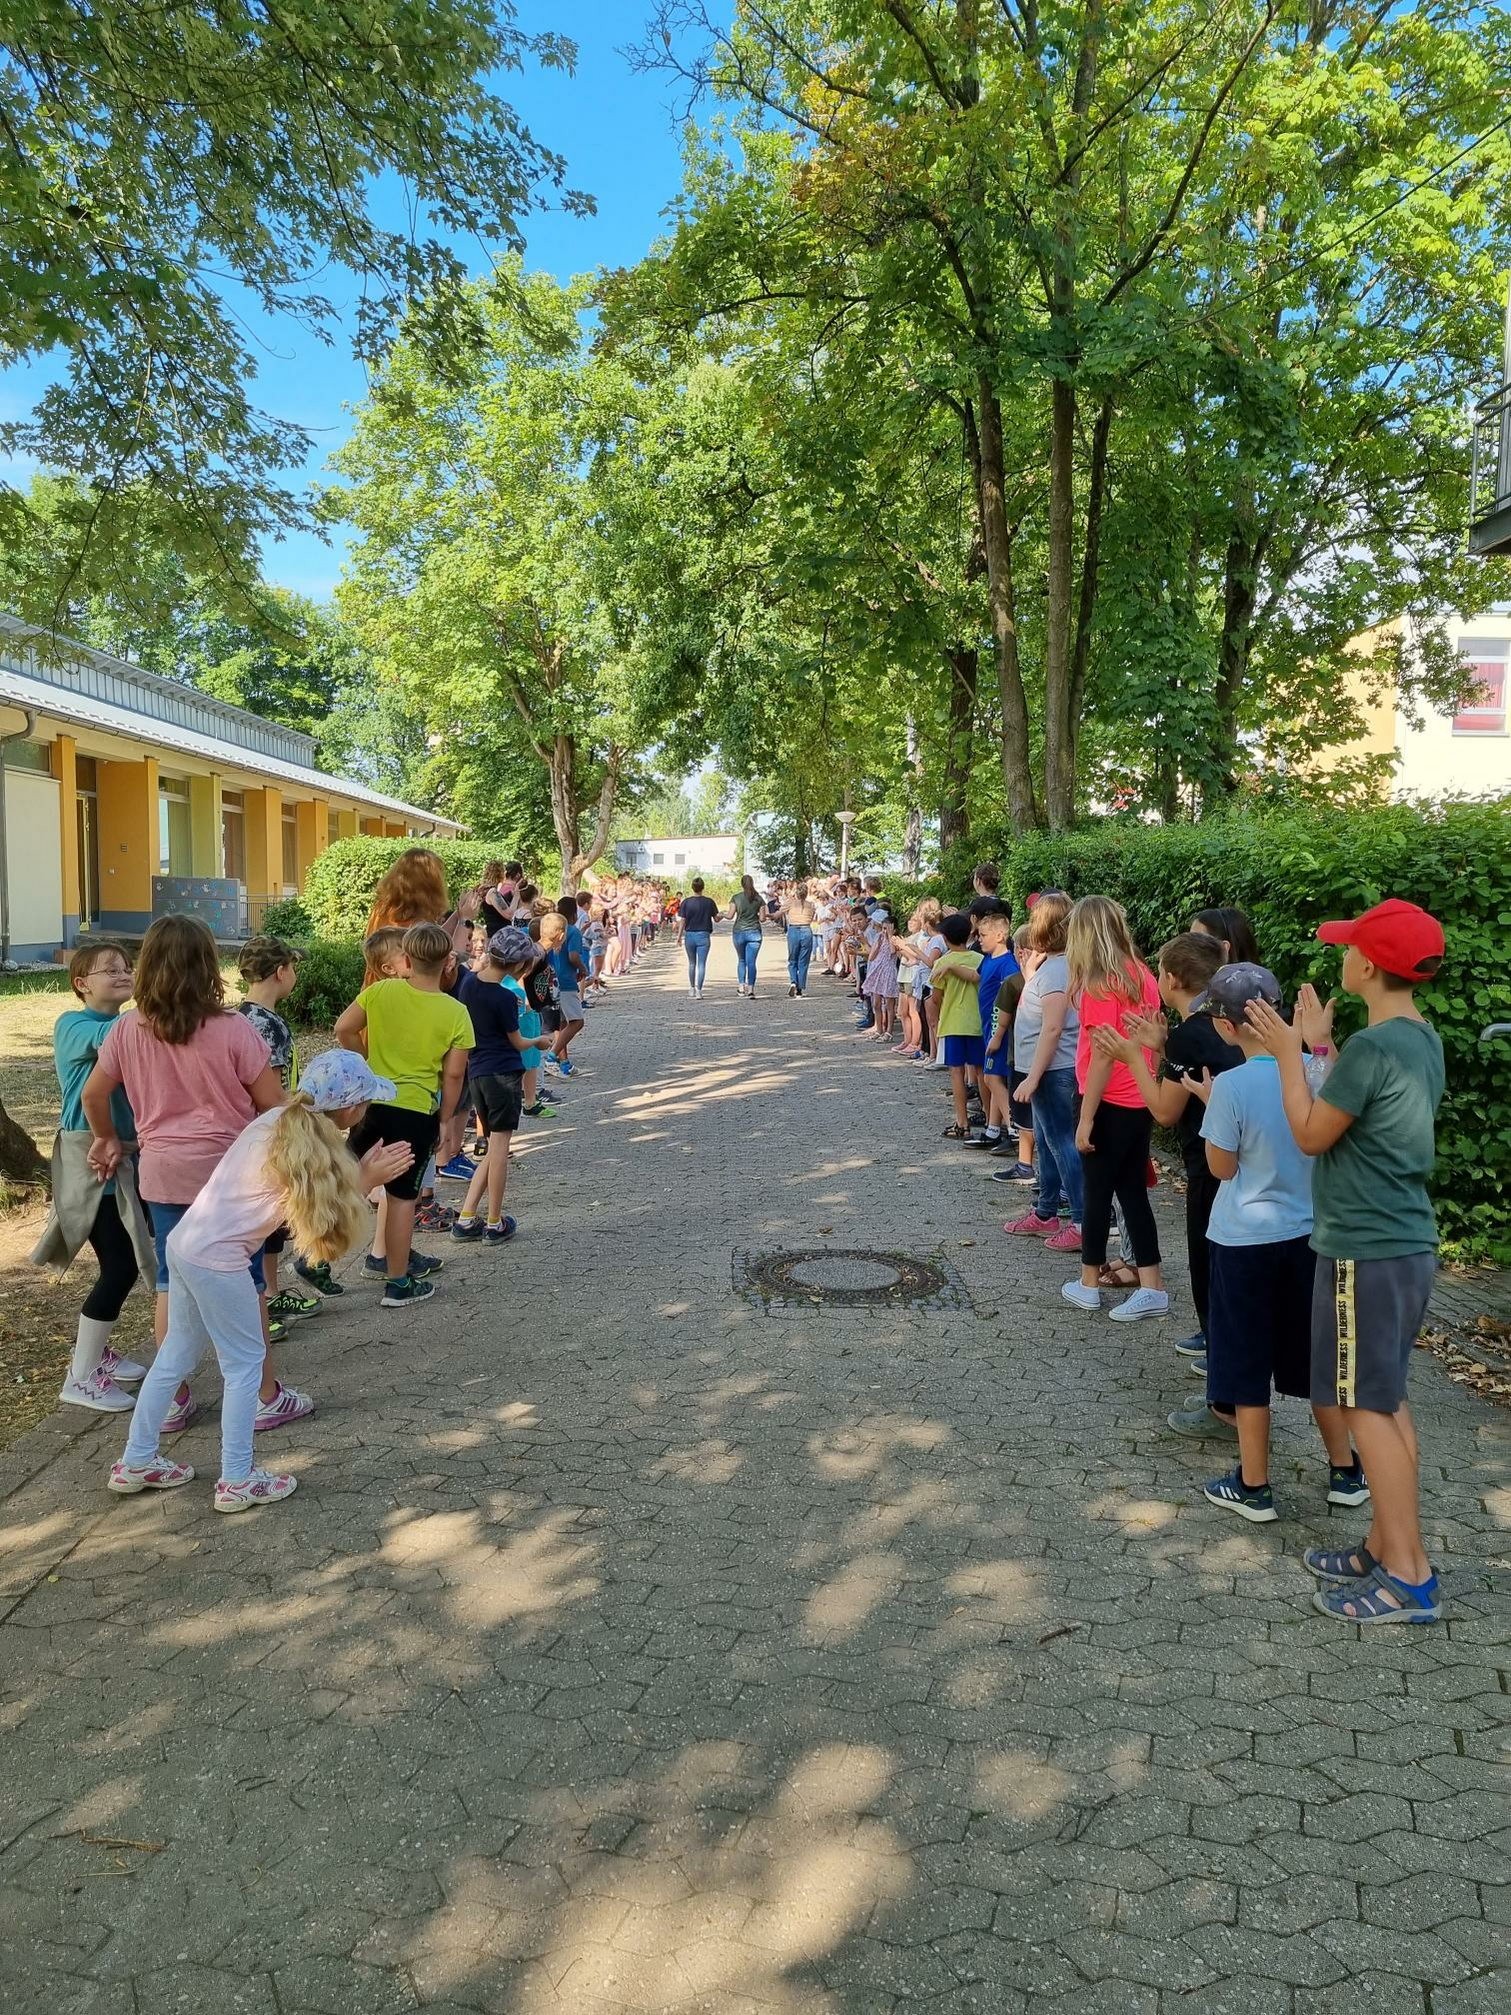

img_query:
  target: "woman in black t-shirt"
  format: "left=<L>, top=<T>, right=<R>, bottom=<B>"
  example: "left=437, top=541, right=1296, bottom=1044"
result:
left=677, top=879, right=720, bottom=997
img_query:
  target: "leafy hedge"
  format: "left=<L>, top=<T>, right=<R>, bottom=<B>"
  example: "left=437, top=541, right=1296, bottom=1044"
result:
left=972, top=802, right=1511, bottom=1259
left=286, top=940, right=367, bottom=1030
left=303, top=838, right=507, bottom=940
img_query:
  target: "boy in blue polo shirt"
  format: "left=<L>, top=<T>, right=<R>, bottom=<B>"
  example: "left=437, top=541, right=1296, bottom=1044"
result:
left=1193, top=964, right=1365, bottom=1525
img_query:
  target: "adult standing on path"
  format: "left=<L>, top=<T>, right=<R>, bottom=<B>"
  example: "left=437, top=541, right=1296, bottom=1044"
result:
left=677, top=878, right=720, bottom=998
left=781, top=880, right=816, bottom=997
left=725, top=875, right=767, bottom=997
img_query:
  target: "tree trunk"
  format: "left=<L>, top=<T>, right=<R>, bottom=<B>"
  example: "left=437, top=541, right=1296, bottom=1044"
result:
left=1066, top=395, right=1113, bottom=803
left=939, top=644, right=977, bottom=856
left=547, top=733, right=581, bottom=892
left=1042, top=371, right=1078, bottom=829
left=567, top=745, right=623, bottom=885
left=1214, top=519, right=1259, bottom=799
left=902, top=714, right=924, bottom=879
left=971, top=386, right=1039, bottom=829
left=0, top=1094, right=48, bottom=1187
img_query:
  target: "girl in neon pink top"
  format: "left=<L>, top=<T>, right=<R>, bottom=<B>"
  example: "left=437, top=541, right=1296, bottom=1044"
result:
left=1062, top=896, right=1168, bottom=1324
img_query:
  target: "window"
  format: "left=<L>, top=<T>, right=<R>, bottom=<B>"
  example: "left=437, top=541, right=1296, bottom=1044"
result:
left=158, top=779, right=191, bottom=874
left=281, top=806, right=299, bottom=890
left=652, top=851, right=664, bottom=865
left=328, top=810, right=341, bottom=847
left=2, top=737, right=51, bottom=774
left=674, top=852, right=686, bottom=866
left=1454, top=643, right=1508, bottom=734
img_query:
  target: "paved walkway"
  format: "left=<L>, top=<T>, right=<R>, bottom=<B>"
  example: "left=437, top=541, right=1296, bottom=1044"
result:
left=2, top=933, right=1506, bottom=2015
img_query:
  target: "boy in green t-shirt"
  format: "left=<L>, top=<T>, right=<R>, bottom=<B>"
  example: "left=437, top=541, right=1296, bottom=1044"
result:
left=930, top=911, right=985, bottom=1139
left=335, top=923, right=473, bottom=1308
left=1248, top=900, right=1446, bottom=1625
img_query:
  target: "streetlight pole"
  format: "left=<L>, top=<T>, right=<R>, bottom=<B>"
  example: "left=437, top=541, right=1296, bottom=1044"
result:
left=837, top=810, right=856, bottom=881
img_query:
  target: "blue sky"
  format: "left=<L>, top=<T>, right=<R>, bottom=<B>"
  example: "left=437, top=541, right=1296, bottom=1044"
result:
left=0, top=4, right=703, bottom=605
left=258, top=2, right=699, bottom=599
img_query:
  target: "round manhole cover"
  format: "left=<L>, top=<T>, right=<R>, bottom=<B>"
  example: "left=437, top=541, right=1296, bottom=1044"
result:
left=745, top=1249, right=950, bottom=1305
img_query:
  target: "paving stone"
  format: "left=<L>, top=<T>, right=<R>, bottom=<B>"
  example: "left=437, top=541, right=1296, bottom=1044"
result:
left=0, top=940, right=1502, bottom=2015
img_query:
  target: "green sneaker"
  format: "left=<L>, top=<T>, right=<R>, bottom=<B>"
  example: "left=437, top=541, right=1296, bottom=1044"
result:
left=267, top=1289, right=321, bottom=1322
left=294, top=1257, right=344, bottom=1297
left=381, top=1274, right=436, bottom=1308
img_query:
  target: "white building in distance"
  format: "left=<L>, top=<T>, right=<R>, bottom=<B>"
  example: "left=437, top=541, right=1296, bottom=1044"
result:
left=614, top=833, right=739, bottom=878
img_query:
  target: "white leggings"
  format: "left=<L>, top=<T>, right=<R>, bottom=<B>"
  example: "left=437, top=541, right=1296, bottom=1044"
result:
left=123, top=1251, right=264, bottom=1482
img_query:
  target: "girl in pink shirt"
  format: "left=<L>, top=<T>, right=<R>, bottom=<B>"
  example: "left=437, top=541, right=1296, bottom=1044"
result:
left=84, top=916, right=285, bottom=1433
left=1062, top=896, right=1167, bottom=1323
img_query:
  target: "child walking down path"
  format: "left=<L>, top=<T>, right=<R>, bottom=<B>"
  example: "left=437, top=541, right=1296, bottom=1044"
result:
left=108, top=1051, right=412, bottom=1513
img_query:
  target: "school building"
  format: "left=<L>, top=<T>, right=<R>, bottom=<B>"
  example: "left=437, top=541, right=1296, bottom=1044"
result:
left=0, top=614, right=461, bottom=962
left=1319, top=608, right=1511, bottom=801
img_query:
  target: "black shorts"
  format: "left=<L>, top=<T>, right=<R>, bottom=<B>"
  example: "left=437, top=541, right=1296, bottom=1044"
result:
left=1311, top=1252, right=1436, bottom=1413
left=471, top=1072, right=523, bottom=1137
left=262, top=1225, right=289, bottom=1257
left=1008, top=1064, right=1033, bottom=1132
left=539, top=1002, right=564, bottom=1035
left=1207, top=1236, right=1315, bottom=1407
left=347, top=1102, right=440, bottom=1202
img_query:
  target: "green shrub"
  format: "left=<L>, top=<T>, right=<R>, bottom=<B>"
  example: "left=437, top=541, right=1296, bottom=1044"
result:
left=286, top=940, right=366, bottom=1031
left=258, top=895, right=315, bottom=942
left=303, top=838, right=511, bottom=939
left=972, top=801, right=1511, bottom=1259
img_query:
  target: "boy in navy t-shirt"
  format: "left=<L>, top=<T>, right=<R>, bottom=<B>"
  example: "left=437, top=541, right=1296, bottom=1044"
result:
left=452, top=929, right=536, bottom=1242
left=969, top=903, right=1020, bottom=1152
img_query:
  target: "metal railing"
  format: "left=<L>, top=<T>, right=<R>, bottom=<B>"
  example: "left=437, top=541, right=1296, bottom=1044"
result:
left=1470, top=380, right=1511, bottom=528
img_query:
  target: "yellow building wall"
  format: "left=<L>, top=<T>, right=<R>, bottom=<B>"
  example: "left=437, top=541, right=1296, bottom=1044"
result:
left=187, top=772, right=222, bottom=876
left=97, top=754, right=158, bottom=927
left=49, top=735, right=79, bottom=937
left=295, top=798, right=328, bottom=889
left=242, top=786, right=283, bottom=920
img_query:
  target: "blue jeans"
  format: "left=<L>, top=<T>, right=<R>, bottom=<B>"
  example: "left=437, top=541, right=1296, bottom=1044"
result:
left=732, top=928, right=762, bottom=988
left=1029, top=1067, right=1084, bottom=1223
left=684, top=930, right=711, bottom=989
left=786, top=925, right=814, bottom=991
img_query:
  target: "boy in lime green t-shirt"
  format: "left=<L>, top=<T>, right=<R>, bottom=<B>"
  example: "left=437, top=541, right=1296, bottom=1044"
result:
left=929, top=912, right=985, bottom=1137
left=335, top=923, right=472, bottom=1307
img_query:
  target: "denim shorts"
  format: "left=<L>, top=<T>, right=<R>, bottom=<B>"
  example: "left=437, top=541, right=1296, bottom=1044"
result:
left=147, top=1200, right=265, bottom=1295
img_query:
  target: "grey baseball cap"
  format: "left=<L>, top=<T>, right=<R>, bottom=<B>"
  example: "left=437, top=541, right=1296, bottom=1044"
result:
left=486, top=926, right=537, bottom=966
left=1190, top=961, right=1283, bottom=1022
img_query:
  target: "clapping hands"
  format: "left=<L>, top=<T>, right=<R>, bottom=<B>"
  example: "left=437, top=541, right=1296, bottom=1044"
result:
left=1245, top=996, right=1304, bottom=1060
left=1293, top=983, right=1336, bottom=1052
left=359, top=1139, right=416, bottom=1190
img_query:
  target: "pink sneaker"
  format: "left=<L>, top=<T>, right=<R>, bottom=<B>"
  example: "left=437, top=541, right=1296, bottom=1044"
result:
left=1045, top=1223, right=1083, bottom=1252
left=160, top=1390, right=199, bottom=1435
left=253, top=1382, right=314, bottom=1433
left=1004, top=1211, right=1060, bottom=1238
left=214, top=1469, right=297, bottom=1514
left=108, top=1455, right=195, bottom=1494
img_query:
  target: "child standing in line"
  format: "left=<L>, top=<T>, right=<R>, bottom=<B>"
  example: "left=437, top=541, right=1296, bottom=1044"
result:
left=236, top=936, right=322, bottom=1348
left=1003, top=889, right=1082, bottom=1238
left=453, top=929, right=536, bottom=1242
left=38, top=944, right=151, bottom=1413
left=1089, top=931, right=1238, bottom=1367
left=549, top=896, right=589, bottom=1071
left=521, top=948, right=557, bottom=1118
left=82, top=915, right=285, bottom=1435
left=967, top=904, right=1019, bottom=1150
left=1188, top=963, right=1366, bottom=1523
left=1061, top=895, right=1167, bottom=1322
left=929, top=913, right=985, bottom=1139
left=1249, top=899, right=1447, bottom=1624
left=107, top=1051, right=412, bottom=1513
left=335, top=922, right=474, bottom=1308
left=860, top=903, right=900, bottom=1039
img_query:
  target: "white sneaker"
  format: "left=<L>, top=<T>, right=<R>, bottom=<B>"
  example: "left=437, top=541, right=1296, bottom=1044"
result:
left=60, top=1367, right=136, bottom=1413
left=925, top=1057, right=950, bottom=1072
left=1060, top=1280, right=1102, bottom=1310
left=214, top=1468, right=297, bottom=1514
left=100, top=1347, right=146, bottom=1383
left=253, top=1382, right=315, bottom=1432
left=1108, top=1287, right=1170, bottom=1322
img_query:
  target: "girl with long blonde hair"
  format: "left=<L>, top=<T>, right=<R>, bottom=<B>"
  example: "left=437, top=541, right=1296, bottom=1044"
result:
left=107, top=1051, right=412, bottom=1514
left=1061, top=895, right=1167, bottom=1320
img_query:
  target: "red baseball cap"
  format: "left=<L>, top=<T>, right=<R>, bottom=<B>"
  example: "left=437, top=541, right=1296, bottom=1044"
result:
left=1316, top=898, right=1444, bottom=979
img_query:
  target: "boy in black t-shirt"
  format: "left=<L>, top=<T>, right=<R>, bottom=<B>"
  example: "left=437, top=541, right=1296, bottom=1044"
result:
left=452, top=929, right=536, bottom=1241
left=1090, top=932, right=1240, bottom=1370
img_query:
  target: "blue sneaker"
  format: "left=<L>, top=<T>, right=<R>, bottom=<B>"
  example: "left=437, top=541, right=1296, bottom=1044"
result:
left=1173, top=1331, right=1207, bottom=1357
left=485, top=1216, right=517, bottom=1243
left=367, top=1249, right=445, bottom=1277
left=451, top=1218, right=485, bottom=1243
left=438, top=1153, right=478, bottom=1181
left=556, top=1058, right=574, bottom=1077
left=1203, top=1466, right=1277, bottom=1523
left=1327, top=1461, right=1371, bottom=1509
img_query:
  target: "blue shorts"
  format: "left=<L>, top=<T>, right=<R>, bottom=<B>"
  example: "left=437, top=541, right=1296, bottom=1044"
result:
left=1207, top=1235, right=1314, bottom=1408
left=146, top=1200, right=265, bottom=1295
left=942, top=1034, right=985, bottom=1070
left=982, top=1046, right=1010, bottom=1078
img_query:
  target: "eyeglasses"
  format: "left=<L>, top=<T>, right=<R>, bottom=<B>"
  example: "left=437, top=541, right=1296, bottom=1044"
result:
left=88, top=962, right=133, bottom=978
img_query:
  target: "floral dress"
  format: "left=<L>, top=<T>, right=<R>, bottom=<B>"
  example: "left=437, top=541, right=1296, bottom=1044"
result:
left=861, top=931, right=899, bottom=1001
